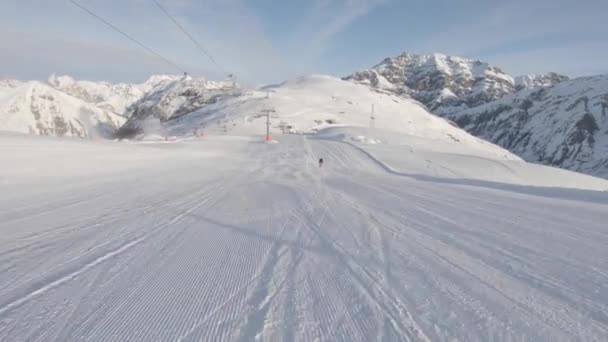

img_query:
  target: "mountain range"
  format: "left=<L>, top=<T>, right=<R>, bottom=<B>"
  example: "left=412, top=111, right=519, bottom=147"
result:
left=0, top=80, right=125, bottom=138
left=345, top=53, right=607, bottom=179
left=0, top=52, right=606, bottom=179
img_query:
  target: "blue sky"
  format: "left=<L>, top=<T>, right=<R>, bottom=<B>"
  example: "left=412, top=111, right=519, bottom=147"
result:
left=1, top=0, right=607, bottom=84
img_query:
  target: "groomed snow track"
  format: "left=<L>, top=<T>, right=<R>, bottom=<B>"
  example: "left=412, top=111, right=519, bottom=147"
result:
left=1, top=135, right=607, bottom=341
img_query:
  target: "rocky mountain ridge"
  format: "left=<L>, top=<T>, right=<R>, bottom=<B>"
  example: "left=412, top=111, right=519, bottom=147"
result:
left=345, top=52, right=606, bottom=179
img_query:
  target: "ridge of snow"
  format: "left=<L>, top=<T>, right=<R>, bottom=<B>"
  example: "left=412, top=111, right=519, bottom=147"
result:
left=346, top=52, right=516, bottom=116
left=515, top=72, right=570, bottom=91
left=156, top=74, right=519, bottom=161
left=46, top=74, right=180, bottom=115
left=0, top=81, right=126, bottom=138
left=119, top=76, right=238, bottom=136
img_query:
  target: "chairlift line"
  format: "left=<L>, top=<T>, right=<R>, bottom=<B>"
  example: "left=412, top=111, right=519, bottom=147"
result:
left=152, top=0, right=230, bottom=78
left=68, top=0, right=187, bottom=74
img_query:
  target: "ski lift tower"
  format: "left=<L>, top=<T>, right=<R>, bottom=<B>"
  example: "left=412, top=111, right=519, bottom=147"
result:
left=262, top=108, right=276, bottom=141
left=227, top=73, right=238, bottom=96
left=262, top=89, right=276, bottom=141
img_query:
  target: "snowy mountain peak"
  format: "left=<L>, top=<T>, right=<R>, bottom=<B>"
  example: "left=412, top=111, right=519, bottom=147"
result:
left=0, top=81, right=125, bottom=138
left=118, top=76, right=239, bottom=137
left=345, top=52, right=516, bottom=116
left=143, top=74, right=184, bottom=88
left=344, top=52, right=608, bottom=180
left=1, top=74, right=238, bottom=139
left=48, top=73, right=77, bottom=88
left=44, top=74, right=189, bottom=115
left=515, top=72, right=570, bottom=91
left=448, top=75, right=608, bottom=178
left=0, top=79, right=23, bottom=98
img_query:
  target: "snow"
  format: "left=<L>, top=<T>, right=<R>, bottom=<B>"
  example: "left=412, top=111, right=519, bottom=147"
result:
left=316, top=126, right=608, bottom=190
left=0, top=79, right=22, bottom=99
left=1, top=74, right=198, bottom=139
left=47, top=74, right=178, bottom=115
left=0, top=82, right=125, bottom=138
left=122, top=75, right=236, bottom=125
left=437, top=87, right=457, bottom=100
left=347, top=52, right=517, bottom=116
left=453, top=75, right=608, bottom=179
left=162, top=75, right=510, bottom=155
left=1, top=129, right=607, bottom=341
left=515, top=73, right=569, bottom=91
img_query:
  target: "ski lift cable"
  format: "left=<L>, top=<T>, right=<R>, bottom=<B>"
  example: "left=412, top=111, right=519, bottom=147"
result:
left=69, top=0, right=187, bottom=74
left=152, top=0, right=230, bottom=78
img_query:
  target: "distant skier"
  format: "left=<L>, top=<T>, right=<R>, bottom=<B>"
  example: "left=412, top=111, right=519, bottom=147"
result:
left=318, top=158, right=324, bottom=168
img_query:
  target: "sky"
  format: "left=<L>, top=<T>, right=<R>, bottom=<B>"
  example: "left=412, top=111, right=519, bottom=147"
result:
left=1, top=0, right=607, bottom=84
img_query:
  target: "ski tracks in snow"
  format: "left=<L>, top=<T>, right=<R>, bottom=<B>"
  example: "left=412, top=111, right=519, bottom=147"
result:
left=315, top=139, right=608, bottom=342
left=1, top=136, right=607, bottom=341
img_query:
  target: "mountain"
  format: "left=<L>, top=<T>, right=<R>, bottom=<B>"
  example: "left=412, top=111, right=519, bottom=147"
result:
left=0, top=79, right=23, bottom=98
left=446, top=75, right=608, bottom=178
left=2, top=112, right=607, bottom=342
left=515, top=73, right=570, bottom=91
left=47, top=74, right=179, bottom=114
left=0, top=74, right=190, bottom=138
left=344, top=52, right=517, bottom=116
left=0, top=81, right=126, bottom=138
left=118, top=76, right=237, bottom=137
left=158, top=75, right=517, bottom=159
left=344, top=52, right=608, bottom=178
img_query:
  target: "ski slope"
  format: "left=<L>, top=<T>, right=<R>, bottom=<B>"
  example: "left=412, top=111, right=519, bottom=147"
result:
left=1, top=132, right=608, bottom=342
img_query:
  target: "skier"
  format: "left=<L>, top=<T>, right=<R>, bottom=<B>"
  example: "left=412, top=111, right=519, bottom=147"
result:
left=318, top=158, right=324, bottom=168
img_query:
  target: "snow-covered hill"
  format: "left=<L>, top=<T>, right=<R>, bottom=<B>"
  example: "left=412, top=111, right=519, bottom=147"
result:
left=47, top=74, right=179, bottom=114
left=118, top=76, right=237, bottom=137
left=515, top=72, right=570, bottom=91
left=446, top=75, right=608, bottom=179
left=160, top=75, right=516, bottom=158
left=344, top=52, right=517, bottom=116
left=0, top=74, right=198, bottom=138
left=1, top=131, right=607, bottom=341
left=0, top=79, right=23, bottom=98
left=344, top=52, right=608, bottom=179
left=0, top=81, right=126, bottom=138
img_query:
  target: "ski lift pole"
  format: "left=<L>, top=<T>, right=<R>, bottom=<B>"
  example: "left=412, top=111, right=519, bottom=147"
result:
left=266, top=110, right=270, bottom=141
left=263, top=109, right=275, bottom=141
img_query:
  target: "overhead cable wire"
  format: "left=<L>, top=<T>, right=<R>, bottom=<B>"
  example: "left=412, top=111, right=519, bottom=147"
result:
left=152, top=0, right=230, bottom=77
left=69, top=0, right=187, bottom=74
